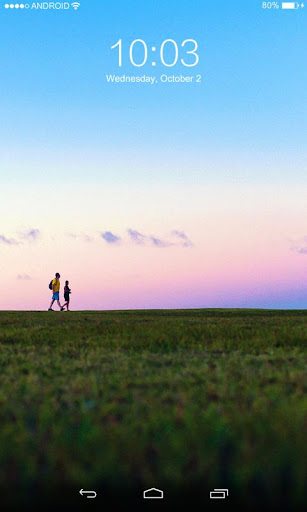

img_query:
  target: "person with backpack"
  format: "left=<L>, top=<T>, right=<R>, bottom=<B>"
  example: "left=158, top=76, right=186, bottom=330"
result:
left=48, top=272, right=65, bottom=311
left=62, top=280, right=71, bottom=311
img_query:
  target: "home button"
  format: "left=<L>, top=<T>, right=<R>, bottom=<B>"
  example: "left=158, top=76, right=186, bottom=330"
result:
left=143, top=488, right=164, bottom=499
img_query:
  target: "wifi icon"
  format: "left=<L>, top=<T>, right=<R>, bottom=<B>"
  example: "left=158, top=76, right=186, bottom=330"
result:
left=71, top=2, right=80, bottom=9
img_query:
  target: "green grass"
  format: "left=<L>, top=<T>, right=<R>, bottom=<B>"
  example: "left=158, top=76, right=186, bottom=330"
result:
left=0, top=309, right=306, bottom=510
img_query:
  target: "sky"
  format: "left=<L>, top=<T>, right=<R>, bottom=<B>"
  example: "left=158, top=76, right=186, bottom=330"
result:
left=0, top=0, right=306, bottom=310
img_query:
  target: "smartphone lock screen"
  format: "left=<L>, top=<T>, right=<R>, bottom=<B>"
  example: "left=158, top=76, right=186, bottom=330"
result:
left=0, top=1, right=306, bottom=510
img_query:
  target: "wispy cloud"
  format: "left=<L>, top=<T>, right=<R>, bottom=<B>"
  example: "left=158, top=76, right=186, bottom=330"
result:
left=17, top=274, right=32, bottom=280
left=150, top=236, right=173, bottom=248
left=101, top=231, right=121, bottom=244
left=66, top=232, right=94, bottom=242
left=128, top=228, right=194, bottom=248
left=172, top=230, right=194, bottom=247
left=19, top=228, right=40, bottom=242
left=0, top=235, right=19, bottom=245
left=0, top=228, right=40, bottom=245
left=128, top=229, right=171, bottom=248
left=127, top=229, right=147, bottom=245
left=291, top=236, right=307, bottom=255
left=1, top=227, right=194, bottom=250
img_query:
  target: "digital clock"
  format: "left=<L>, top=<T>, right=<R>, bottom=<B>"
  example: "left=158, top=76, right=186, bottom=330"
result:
left=111, top=39, right=199, bottom=67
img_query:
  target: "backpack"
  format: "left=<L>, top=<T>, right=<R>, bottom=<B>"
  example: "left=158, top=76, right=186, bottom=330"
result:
left=49, top=280, right=53, bottom=290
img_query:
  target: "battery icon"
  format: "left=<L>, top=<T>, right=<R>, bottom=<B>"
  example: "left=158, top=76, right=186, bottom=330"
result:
left=282, top=2, right=299, bottom=8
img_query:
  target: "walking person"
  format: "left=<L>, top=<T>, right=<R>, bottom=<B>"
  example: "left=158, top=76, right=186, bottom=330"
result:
left=62, top=280, right=71, bottom=311
left=48, top=272, right=65, bottom=311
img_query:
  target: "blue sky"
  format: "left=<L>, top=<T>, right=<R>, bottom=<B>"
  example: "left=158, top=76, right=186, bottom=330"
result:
left=0, top=1, right=306, bottom=310
left=0, top=0, right=306, bottom=186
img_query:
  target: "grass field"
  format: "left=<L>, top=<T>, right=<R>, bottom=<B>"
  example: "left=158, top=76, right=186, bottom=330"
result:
left=0, top=309, right=306, bottom=510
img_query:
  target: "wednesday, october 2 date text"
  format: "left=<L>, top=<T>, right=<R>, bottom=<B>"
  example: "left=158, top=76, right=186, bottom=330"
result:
left=105, top=74, right=202, bottom=84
